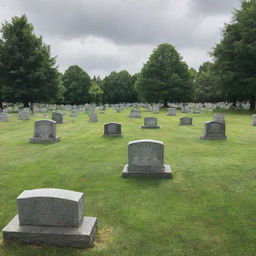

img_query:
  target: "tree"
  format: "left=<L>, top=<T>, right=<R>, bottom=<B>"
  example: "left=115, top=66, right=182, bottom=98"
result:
left=135, top=43, right=193, bottom=105
left=62, top=65, right=91, bottom=104
left=194, top=62, right=221, bottom=102
left=212, top=0, right=256, bottom=110
left=102, top=70, right=137, bottom=103
left=89, top=81, right=103, bottom=104
left=0, top=15, right=61, bottom=107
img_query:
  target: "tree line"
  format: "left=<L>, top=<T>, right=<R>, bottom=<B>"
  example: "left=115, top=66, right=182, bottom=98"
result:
left=0, top=0, right=256, bottom=109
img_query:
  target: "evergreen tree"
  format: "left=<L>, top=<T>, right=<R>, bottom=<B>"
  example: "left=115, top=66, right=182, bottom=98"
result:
left=0, top=15, right=61, bottom=106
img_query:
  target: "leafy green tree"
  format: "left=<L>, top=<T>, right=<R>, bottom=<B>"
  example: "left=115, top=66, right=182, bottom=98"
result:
left=62, top=65, right=91, bottom=104
left=213, top=0, right=256, bottom=110
left=89, top=81, right=103, bottom=104
left=135, top=43, right=193, bottom=106
left=0, top=15, right=61, bottom=107
left=102, top=70, right=137, bottom=103
left=194, top=62, right=221, bottom=102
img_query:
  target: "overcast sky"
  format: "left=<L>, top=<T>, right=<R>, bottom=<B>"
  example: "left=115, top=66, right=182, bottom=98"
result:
left=0, top=0, right=240, bottom=78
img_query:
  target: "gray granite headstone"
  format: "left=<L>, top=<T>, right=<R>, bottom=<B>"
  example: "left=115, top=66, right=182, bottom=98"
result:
left=52, top=112, right=63, bottom=124
left=201, top=121, right=227, bottom=140
left=18, top=111, right=30, bottom=120
left=179, top=117, right=192, bottom=126
left=141, top=117, right=160, bottom=129
left=88, top=112, right=98, bottom=122
left=152, top=106, right=160, bottom=114
left=0, top=112, right=8, bottom=122
left=167, top=108, right=176, bottom=116
left=29, top=120, right=60, bottom=143
left=122, top=139, right=172, bottom=178
left=2, top=188, right=97, bottom=248
left=103, top=123, right=122, bottom=136
left=129, top=109, right=141, bottom=118
left=213, top=113, right=225, bottom=123
left=252, top=114, right=256, bottom=126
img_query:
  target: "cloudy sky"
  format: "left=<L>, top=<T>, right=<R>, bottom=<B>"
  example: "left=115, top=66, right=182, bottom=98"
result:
left=0, top=0, right=240, bottom=77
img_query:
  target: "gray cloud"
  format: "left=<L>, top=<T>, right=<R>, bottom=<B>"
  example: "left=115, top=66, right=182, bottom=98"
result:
left=0, top=0, right=241, bottom=77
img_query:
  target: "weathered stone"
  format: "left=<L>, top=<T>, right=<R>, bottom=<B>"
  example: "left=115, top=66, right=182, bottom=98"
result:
left=88, top=112, right=98, bottom=122
left=201, top=121, right=227, bottom=140
left=2, top=188, right=97, bottom=248
left=141, top=117, right=160, bottom=129
left=103, top=123, right=122, bottom=136
left=52, top=112, right=63, bottom=124
left=18, top=111, right=30, bottom=120
left=122, top=139, right=172, bottom=178
left=213, top=113, right=225, bottom=123
left=0, top=112, right=8, bottom=122
left=252, top=114, right=256, bottom=126
left=17, top=188, right=83, bottom=227
left=129, top=109, right=141, bottom=118
left=152, top=105, right=160, bottom=114
left=29, top=120, right=60, bottom=143
left=179, top=117, right=193, bottom=126
left=167, top=108, right=176, bottom=116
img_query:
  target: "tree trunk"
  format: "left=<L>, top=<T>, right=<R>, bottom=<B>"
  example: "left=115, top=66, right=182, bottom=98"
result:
left=0, top=100, right=3, bottom=112
left=232, top=99, right=237, bottom=107
left=249, top=97, right=256, bottom=111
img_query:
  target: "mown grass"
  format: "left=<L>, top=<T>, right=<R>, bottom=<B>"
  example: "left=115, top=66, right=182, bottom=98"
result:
left=0, top=108, right=255, bottom=256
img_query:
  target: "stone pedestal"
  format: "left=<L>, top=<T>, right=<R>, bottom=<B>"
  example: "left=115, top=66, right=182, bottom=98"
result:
left=2, top=188, right=97, bottom=248
left=122, top=139, right=172, bottom=179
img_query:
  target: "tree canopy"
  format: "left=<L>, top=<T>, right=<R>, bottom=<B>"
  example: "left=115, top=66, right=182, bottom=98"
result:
left=135, top=43, right=193, bottom=105
left=62, top=65, right=91, bottom=104
left=102, top=70, right=137, bottom=104
left=0, top=15, right=61, bottom=107
left=212, top=0, right=256, bottom=110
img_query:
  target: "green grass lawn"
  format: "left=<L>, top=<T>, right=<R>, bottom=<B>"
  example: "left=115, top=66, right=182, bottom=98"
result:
left=0, top=108, right=255, bottom=256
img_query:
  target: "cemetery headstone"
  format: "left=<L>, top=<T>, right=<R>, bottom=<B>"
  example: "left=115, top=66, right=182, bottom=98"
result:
left=0, top=112, right=8, bottom=122
left=141, top=117, right=160, bottom=129
left=213, top=113, right=225, bottom=123
left=2, top=188, right=97, bottom=248
left=103, top=123, right=122, bottom=136
left=122, top=139, right=172, bottom=178
left=201, top=121, right=227, bottom=140
left=88, top=112, right=98, bottom=122
left=179, top=117, right=193, bottom=126
left=252, top=114, right=256, bottom=126
left=52, top=112, right=63, bottom=124
left=29, top=120, right=60, bottom=143
left=129, top=109, right=141, bottom=118
left=18, top=111, right=30, bottom=120
left=167, top=108, right=176, bottom=116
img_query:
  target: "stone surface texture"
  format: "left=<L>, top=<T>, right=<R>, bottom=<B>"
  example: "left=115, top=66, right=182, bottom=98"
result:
left=141, top=117, right=160, bottom=129
left=104, top=123, right=122, bottom=136
left=180, top=117, right=193, bottom=126
left=52, top=112, right=63, bottom=124
left=201, top=121, right=227, bottom=140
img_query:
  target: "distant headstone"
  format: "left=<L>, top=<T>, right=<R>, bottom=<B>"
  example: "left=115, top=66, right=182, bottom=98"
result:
left=2, top=188, right=97, bottom=248
left=18, top=111, right=30, bottom=120
left=179, top=117, right=192, bottom=126
left=29, top=120, right=60, bottom=143
left=141, top=117, right=160, bottom=129
left=213, top=113, right=225, bottom=123
left=193, top=108, right=201, bottom=114
left=129, top=109, right=141, bottom=118
left=252, top=114, right=256, bottom=126
left=122, top=139, right=172, bottom=178
left=70, top=111, right=77, bottom=117
left=152, top=105, right=160, bottom=114
left=201, top=121, right=227, bottom=140
left=103, top=123, right=122, bottom=136
left=88, top=112, right=98, bottom=122
left=0, top=113, right=8, bottom=122
left=52, top=112, right=63, bottom=124
left=167, top=108, right=176, bottom=116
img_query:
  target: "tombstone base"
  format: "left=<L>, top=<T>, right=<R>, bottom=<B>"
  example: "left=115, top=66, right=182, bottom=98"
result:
left=103, top=134, right=122, bottom=137
left=141, top=126, right=160, bottom=129
left=200, top=135, right=227, bottom=140
left=122, top=164, right=172, bottom=179
left=179, top=124, right=193, bottom=126
left=29, top=137, right=60, bottom=143
left=2, top=215, right=97, bottom=248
